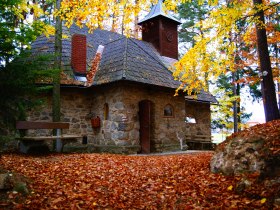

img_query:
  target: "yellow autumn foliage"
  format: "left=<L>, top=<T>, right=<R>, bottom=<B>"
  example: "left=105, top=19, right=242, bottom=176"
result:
left=57, top=0, right=279, bottom=95
left=11, top=0, right=55, bottom=38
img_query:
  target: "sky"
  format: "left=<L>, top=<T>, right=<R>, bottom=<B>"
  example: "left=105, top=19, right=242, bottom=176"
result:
left=243, top=85, right=280, bottom=124
left=245, top=100, right=266, bottom=123
left=241, top=85, right=266, bottom=124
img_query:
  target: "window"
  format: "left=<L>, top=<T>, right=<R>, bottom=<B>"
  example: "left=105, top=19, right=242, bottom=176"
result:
left=104, top=103, right=109, bottom=120
left=185, top=117, right=196, bottom=123
left=163, top=104, right=174, bottom=117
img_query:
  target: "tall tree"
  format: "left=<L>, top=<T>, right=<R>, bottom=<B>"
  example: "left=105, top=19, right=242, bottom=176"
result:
left=212, top=73, right=253, bottom=131
left=52, top=0, right=62, bottom=125
left=173, top=0, right=280, bottom=122
left=178, top=0, right=210, bottom=50
left=253, top=0, right=280, bottom=121
left=0, top=0, right=54, bottom=132
left=178, top=0, right=255, bottom=131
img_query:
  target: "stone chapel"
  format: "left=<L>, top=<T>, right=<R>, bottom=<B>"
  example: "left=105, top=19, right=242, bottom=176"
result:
left=28, top=0, right=217, bottom=154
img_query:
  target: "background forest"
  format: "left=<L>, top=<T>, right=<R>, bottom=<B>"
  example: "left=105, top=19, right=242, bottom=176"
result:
left=0, top=1, right=279, bottom=209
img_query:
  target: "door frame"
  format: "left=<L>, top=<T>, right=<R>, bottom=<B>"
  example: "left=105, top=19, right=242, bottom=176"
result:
left=139, top=100, right=153, bottom=154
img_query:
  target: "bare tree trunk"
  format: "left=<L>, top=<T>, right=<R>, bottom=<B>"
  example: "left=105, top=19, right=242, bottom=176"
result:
left=277, top=9, right=280, bottom=111
left=134, top=0, right=139, bottom=39
left=277, top=82, right=280, bottom=110
left=276, top=47, right=280, bottom=110
left=232, top=71, right=238, bottom=132
left=111, top=13, right=116, bottom=32
left=52, top=0, right=62, bottom=151
left=236, top=77, right=241, bottom=131
left=53, top=0, right=61, bottom=123
left=253, top=0, right=280, bottom=122
left=274, top=9, right=280, bottom=111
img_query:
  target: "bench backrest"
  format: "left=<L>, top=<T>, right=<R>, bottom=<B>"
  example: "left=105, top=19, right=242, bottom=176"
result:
left=16, top=121, right=70, bottom=130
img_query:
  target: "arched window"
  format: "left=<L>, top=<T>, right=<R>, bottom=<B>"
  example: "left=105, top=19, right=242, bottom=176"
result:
left=103, top=103, right=109, bottom=120
left=163, top=104, right=174, bottom=117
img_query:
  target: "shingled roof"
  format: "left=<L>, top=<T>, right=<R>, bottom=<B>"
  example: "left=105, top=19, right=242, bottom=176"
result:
left=31, top=25, right=180, bottom=89
left=185, top=90, right=218, bottom=104
left=30, top=25, right=217, bottom=103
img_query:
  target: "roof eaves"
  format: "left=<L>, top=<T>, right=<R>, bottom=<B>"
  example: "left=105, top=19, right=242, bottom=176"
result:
left=185, top=98, right=218, bottom=105
left=138, top=14, right=181, bottom=25
left=185, top=93, right=218, bottom=105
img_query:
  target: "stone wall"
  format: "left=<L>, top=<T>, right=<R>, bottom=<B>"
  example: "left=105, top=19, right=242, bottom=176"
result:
left=121, top=83, right=187, bottom=152
left=88, top=82, right=187, bottom=152
left=27, top=82, right=211, bottom=153
left=27, top=88, right=93, bottom=141
left=87, top=84, right=139, bottom=148
left=185, top=101, right=211, bottom=136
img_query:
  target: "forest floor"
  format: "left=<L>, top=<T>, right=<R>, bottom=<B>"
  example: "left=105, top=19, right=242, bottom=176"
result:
left=0, top=151, right=278, bottom=209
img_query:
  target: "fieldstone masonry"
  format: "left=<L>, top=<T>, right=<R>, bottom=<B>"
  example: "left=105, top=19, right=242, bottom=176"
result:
left=185, top=102, right=211, bottom=136
left=27, top=83, right=211, bottom=154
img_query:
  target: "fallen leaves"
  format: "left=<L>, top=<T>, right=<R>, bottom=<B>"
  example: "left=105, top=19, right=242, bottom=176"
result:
left=261, top=198, right=267, bottom=204
left=227, top=185, right=233, bottom=191
left=0, top=152, right=277, bottom=209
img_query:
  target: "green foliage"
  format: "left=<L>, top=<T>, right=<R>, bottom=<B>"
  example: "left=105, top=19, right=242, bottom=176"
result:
left=211, top=92, right=252, bottom=131
left=0, top=0, right=52, bottom=66
left=0, top=53, right=57, bottom=132
left=211, top=72, right=253, bottom=131
left=178, top=0, right=210, bottom=49
left=0, top=0, right=55, bottom=134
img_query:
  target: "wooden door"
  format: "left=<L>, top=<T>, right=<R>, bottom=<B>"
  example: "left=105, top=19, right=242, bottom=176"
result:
left=139, top=100, right=152, bottom=154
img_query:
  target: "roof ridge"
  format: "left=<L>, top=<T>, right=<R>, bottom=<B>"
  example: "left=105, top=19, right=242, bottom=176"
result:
left=103, top=36, right=125, bottom=47
left=129, top=38, right=171, bottom=71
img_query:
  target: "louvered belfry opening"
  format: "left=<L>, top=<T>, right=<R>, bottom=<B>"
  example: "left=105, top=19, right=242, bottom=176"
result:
left=71, top=34, right=87, bottom=75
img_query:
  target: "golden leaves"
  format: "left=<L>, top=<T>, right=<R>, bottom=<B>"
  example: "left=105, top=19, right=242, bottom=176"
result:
left=59, top=0, right=153, bottom=36
left=13, top=1, right=44, bottom=21
left=55, top=0, right=280, bottom=94
left=227, top=185, right=233, bottom=191
left=43, top=25, right=55, bottom=37
left=173, top=0, right=279, bottom=95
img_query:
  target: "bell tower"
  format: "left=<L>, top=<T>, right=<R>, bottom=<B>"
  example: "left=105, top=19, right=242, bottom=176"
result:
left=138, top=0, right=181, bottom=60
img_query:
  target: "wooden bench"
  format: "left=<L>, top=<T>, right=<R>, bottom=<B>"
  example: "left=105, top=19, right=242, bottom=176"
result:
left=16, top=121, right=82, bottom=153
left=186, top=134, right=214, bottom=150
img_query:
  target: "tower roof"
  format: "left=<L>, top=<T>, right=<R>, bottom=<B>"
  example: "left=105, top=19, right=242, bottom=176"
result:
left=138, top=0, right=181, bottom=25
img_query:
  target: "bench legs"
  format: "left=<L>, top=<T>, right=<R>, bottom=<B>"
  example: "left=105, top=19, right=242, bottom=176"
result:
left=19, top=140, right=50, bottom=154
left=19, top=141, right=32, bottom=154
left=55, top=129, right=62, bottom=152
left=18, top=135, right=79, bottom=154
left=56, top=139, right=63, bottom=152
left=18, top=139, right=76, bottom=153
